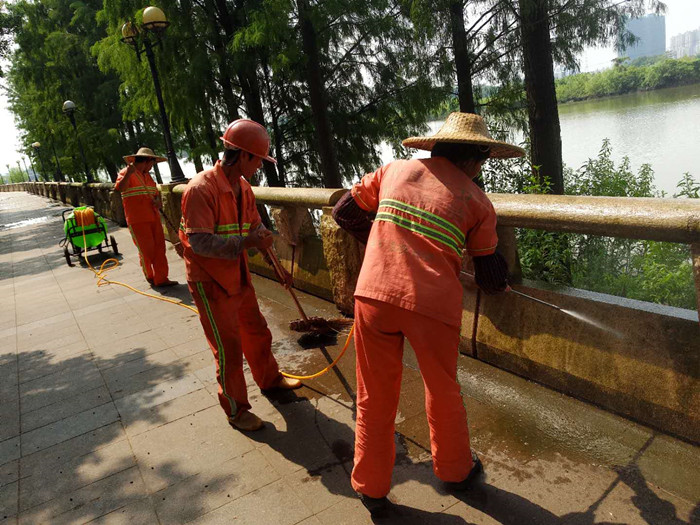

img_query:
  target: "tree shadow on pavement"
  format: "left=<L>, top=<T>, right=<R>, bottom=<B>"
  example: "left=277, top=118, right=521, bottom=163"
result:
left=1, top=342, right=232, bottom=524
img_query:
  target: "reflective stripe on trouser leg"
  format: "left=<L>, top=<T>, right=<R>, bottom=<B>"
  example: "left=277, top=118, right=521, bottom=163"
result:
left=150, top=221, right=169, bottom=285
left=195, top=282, right=237, bottom=415
left=128, top=224, right=151, bottom=279
left=351, top=297, right=405, bottom=499
left=236, top=285, right=281, bottom=390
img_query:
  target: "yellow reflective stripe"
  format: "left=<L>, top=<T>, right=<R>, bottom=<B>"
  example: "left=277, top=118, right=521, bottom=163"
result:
left=379, top=199, right=465, bottom=244
left=128, top=225, right=149, bottom=277
left=122, top=191, right=153, bottom=198
left=122, top=186, right=155, bottom=194
left=196, top=282, right=236, bottom=414
left=375, top=212, right=463, bottom=256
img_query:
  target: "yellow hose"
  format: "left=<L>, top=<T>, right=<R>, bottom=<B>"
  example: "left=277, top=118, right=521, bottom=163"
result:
left=73, top=208, right=352, bottom=380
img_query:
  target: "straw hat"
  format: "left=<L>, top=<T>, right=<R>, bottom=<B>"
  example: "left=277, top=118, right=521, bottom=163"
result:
left=123, top=147, right=167, bottom=164
left=402, top=112, right=525, bottom=159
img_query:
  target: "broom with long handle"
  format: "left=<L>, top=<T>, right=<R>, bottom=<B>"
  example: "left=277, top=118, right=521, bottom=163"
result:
left=265, top=248, right=353, bottom=334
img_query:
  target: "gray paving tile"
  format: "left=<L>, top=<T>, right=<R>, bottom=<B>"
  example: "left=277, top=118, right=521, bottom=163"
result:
left=18, top=438, right=136, bottom=512
left=17, top=467, right=146, bottom=525
left=87, top=498, right=159, bottom=525
left=16, top=325, right=84, bottom=354
left=0, top=402, right=19, bottom=443
left=17, top=340, right=90, bottom=374
left=14, top=312, right=73, bottom=336
left=0, top=461, right=17, bottom=490
left=130, top=406, right=253, bottom=493
left=187, top=479, right=313, bottom=525
left=21, top=402, right=119, bottom=454
left=154, top=448, right=279, bottom=524
left=314, top=497, right=373, bottom=525
left=0, top=438, right=20, bottom=467
left=111, top=362, right=204, bottom=403
left=91, top=331, right=168, bottom=368
left=19, top=360, right=105, bottom=413
left=103, top=348, right=181, bottom=388
left=20, top=422, right=126, bottom=478
left=21, top=386, right=112, bottom=433
left=0, top=481, right=18, bottom=521
left=285, top=462, right=354, bottom=515
left=118, top=385, right=215, bottom=438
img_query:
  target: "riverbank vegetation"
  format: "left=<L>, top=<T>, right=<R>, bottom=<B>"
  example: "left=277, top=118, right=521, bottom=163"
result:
left=556, top=56, right=700, bottom=103
left=483, top=140, right=698, bottom=310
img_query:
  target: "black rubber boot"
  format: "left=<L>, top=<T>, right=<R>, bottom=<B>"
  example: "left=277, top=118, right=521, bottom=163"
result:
left=358, top=493, right=390, bottom=518
left=444, top=451, right=483, bottom=492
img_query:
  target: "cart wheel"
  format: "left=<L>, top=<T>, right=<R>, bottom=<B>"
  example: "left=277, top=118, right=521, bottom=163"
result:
left=111, top=236, right=120, bottom=255
left=64, top=247, right=74, bottom=267
left=97, top=243, right=103, bottom=253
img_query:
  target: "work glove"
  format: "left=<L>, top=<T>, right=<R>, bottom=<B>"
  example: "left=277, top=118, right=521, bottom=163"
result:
left=472, top=251, right=510, bottom=294
left=244, top=227, right=274, bottom=251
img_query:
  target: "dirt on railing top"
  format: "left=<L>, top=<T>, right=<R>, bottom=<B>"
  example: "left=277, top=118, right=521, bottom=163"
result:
left=489, top=193, right=700, bottom=244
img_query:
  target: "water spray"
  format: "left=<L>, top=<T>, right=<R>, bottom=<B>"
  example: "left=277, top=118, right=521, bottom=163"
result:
left=461, top=272, right=623, bottom=338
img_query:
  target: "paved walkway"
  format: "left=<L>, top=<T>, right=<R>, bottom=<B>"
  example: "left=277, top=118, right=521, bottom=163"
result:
left=1, top=191, right=698, bottom=524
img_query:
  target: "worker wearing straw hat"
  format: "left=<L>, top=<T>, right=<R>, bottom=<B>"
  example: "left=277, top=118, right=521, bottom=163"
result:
left=115, top=147, right=178, bottom=287
left=332, top=112, right=524, bottom=516
left=178, top=119, right=301, bottom=433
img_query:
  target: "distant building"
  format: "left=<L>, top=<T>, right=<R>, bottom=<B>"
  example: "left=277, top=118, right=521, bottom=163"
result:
left=669, top=28, right=700, bottom=58
left=618, top=14, right=666, bottom=60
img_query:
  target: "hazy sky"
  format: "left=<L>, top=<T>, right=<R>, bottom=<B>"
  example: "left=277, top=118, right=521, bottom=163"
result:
left=1, top=0, right=699, bottom=178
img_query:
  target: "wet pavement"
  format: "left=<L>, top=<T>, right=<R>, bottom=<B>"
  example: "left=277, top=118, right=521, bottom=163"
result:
left=1, top=191, right=698, bottom=524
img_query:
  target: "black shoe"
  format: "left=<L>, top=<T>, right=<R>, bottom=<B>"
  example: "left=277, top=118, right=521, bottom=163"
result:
left=444, top=451, right=483, bottom=492
left=358, top=493, right=389, bottom=519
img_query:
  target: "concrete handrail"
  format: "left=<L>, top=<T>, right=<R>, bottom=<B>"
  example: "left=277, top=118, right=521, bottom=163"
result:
left=172, top=183, right=346, bottom=209
left=7, top=181, right=700, bottom=244
left=489, top=194, right=700, bottom=244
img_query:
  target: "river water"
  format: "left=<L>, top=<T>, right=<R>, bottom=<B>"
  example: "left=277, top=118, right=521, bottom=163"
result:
left=379, top=83, right=700, bottom=196
left=557, top=83, right=700, bottom=196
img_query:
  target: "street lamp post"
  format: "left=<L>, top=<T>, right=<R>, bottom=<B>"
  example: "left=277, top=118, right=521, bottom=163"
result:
left=32, top=142, right=48, bottom=181
left=17, top=161, right=27, bottom=182
left=121, top=7, right=186, bottom=183
left=22, top=157, right=34, bottom=181
left=48, top=134, right=64, bottom=182
left=62, top=100, right=94, bottom=183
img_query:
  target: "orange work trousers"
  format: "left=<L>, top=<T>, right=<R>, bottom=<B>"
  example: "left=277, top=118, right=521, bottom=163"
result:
left=351, top=297, right=473, bottom=498
left=128, top=220, right=169, bottom=285
left=189, top=281, right=282, bottom=417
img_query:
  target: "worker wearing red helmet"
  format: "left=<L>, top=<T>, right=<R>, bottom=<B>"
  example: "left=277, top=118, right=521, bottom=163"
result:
left=179, top=119, right=302, bottom=432
left=332, top=113, right=524, bottom=517
left=115, top=147, right=178, bottom=287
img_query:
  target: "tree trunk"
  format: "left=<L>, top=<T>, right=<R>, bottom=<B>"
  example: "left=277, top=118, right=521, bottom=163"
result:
left=216, top=0, right=283, bottom=188
left=449, top=1, right=476, bottom=113
left=297, top=0, right=342, bottom=189
left=205, top=116, right=219, bottom=165
left=262, top=61, right=287, bottom=186
left=519, top=0, right=564, bottom=195
left=104, top=160, right=118, bottom=183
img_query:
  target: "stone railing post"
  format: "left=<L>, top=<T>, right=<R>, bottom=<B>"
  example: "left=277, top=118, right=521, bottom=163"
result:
left=693, top=242, right=700, bottom=323
left=319, top=206, right=363, bottom=316
left=160, top=183, right=185, bottom=247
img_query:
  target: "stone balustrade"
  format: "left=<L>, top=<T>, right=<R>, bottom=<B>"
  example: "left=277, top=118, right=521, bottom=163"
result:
left=3, top=180, right=699, bottom=444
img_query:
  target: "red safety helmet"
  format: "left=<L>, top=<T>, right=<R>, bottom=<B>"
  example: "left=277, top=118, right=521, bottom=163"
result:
left=220, top=119, right=277, bottom=164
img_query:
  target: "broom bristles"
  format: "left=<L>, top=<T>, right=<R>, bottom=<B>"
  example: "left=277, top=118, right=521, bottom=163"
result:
left=290, top=316, right=353, bottom=333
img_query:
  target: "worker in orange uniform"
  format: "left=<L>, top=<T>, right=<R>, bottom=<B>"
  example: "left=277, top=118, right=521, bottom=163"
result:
left=332, top=113, right=523, bottom=517
left=179, top=119, right=302, bottom=432
left=115, top=147, right=178, bottom=287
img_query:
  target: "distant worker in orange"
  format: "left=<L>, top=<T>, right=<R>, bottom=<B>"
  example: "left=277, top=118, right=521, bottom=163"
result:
left=179, top=119, right=302, bottom=432
left=115, top=147, right=178, bottom=287
left=332, top=113, right=523, bottom=517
